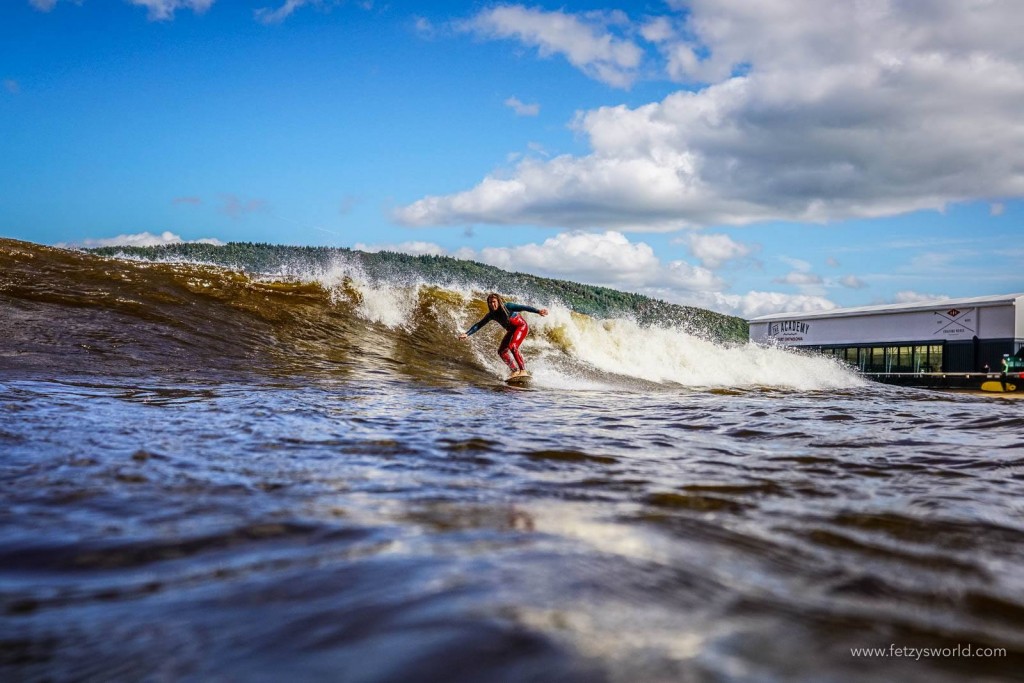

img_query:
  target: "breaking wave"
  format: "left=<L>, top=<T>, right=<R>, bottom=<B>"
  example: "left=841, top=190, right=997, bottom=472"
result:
left=0, top=239, right=860, bottom=391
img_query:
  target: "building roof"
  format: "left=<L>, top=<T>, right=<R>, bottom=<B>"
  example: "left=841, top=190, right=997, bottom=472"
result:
left=749, top=292, right=1024, bottom=323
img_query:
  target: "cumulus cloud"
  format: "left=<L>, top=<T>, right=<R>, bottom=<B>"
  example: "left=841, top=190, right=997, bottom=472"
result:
left=402, top=0, right=1024, bottom=231
left=127, top=0, right=214, bottom=21
left=350, top=230, right=836, bottom=316
left=681, top=232, right=753, bottom=268
left=640, top=17, right=674, bottom=44
left=504, top=96, right=540, bottom=117
left=479, top=230, right=708, bottom=289
left=459, top=5, right=644, bottom=88
left=353, top=231, right=723, bottom=292
left=59, top=231, right=224, bottom=248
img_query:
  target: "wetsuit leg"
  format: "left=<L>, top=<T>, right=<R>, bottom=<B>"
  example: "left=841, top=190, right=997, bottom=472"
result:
left=498, top=329, right=518, bottom=371
left=507, top=317, right=529, bottom=370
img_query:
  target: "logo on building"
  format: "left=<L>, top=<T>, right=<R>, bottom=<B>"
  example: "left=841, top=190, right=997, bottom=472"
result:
left=934, top=308, right=975, bottom=338
left=768, top=320, right=810, bottom=343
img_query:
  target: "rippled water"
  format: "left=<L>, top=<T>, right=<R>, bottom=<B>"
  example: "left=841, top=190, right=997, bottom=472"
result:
left=3, top=372, right=1023, bottom=682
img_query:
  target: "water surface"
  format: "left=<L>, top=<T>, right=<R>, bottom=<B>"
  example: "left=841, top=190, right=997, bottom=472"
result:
left=2, top=240, right=1023, bottom=682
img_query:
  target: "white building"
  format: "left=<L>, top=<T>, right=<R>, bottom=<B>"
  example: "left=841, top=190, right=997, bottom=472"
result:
left=749, top=293, right=1024, bottom=373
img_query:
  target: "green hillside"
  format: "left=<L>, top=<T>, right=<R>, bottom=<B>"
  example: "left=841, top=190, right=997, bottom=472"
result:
left=89, top=242, right=749, bottom=343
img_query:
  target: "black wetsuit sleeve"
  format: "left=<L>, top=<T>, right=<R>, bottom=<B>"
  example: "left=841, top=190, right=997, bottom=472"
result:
left=505, top=303, right=541, bottom=315
left=465, top=312, right=494, bottom=336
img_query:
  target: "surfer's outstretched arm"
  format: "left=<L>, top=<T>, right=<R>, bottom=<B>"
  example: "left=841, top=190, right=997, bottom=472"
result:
left=458, top=313, right=493, bottom=340
left=505, top=303, right=549, bottom=316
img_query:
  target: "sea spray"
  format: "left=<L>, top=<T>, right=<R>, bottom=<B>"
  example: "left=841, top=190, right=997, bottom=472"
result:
left=270, top=258, right=864, bottom=391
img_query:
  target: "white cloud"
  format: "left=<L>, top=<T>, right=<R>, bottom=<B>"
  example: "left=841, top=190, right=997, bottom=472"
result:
left=682, top=232, right=753, bottom=268
left=640, top=17, right=674, bottom=44
left=352, top=231, right=722, bottom=293
left=779, top=256, right=813, bottom=272
left=252, top=0, right=315, bottom=24
left=838, top=275, right=867, bottom=289
left=403, top=0, right=1024, bottom=231
left=459, top=5, right=644, bottom=88
left=774, top=271, right=822, bottom=286
left=413, top=16, right=436, bottom=38
left=476, top=231, right=671, bottom=288
left=127, top=0, right=214, bottom=21
left=826, top=257, right=840, bottom=267
left=990, top=202, right=1005, bottom=216
left=374, top=234, right=845, bottom=316
left=349, top=230, right=839, bottom=317
left=504, top=96, right=540, bottom=117
left=891, top=290, right=949, bottom=304
left=28, top=0, right=58, bottom=10
left=730, top=291, right=837, bottom=318
left=60, top=231, right=224, bottom=248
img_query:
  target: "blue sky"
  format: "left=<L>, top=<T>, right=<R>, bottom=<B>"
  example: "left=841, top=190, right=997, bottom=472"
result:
left=2, top=0, right=1022, bottom=317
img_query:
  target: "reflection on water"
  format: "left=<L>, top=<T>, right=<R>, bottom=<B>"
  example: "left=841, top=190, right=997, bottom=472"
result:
left=3, top=375, right=1024, bottom=682
left=2, top=239, right=1021, bottom=680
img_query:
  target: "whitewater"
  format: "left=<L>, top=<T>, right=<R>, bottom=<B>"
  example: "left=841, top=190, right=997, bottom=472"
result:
left=2, top=239, right=1022, bottom=683
left=268, top=251, right=859, bottom=392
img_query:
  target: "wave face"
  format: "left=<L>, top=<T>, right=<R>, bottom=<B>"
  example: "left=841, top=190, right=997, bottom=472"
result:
left=0, top=239, right=859, bottom=390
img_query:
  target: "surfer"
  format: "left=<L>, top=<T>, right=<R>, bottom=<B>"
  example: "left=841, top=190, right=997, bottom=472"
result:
left=459, top=293, right=548, bottom=378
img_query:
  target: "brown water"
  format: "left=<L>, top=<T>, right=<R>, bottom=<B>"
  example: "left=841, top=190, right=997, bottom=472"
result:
left=2, top=240, right=1023, bottom=682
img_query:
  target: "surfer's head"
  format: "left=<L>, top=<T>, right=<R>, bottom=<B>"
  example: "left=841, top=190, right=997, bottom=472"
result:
left=486, top=293, right=510, bottom=317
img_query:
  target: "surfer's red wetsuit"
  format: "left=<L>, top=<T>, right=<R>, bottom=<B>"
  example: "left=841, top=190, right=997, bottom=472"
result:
left=498, top=315, right=529, bottom=372
left=464, top=301, right=541, bottom=372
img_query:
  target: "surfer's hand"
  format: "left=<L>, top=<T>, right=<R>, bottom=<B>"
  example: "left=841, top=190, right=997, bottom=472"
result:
left=458, top=333, right=468, bottom=340
left=539, top=309, right=549, bottom=316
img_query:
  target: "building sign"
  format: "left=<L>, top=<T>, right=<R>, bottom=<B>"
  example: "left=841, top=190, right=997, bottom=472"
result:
left=767, top=320, right=811, bottom=343
left=933, top=308, right=976, bottom=339
left=750, top=304, right=997, bottom=347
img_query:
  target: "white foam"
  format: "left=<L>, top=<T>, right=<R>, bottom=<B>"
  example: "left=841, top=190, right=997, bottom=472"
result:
left=353, top=284, right=415, bottom=329
left=523, top=305, right=862, bottom=391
